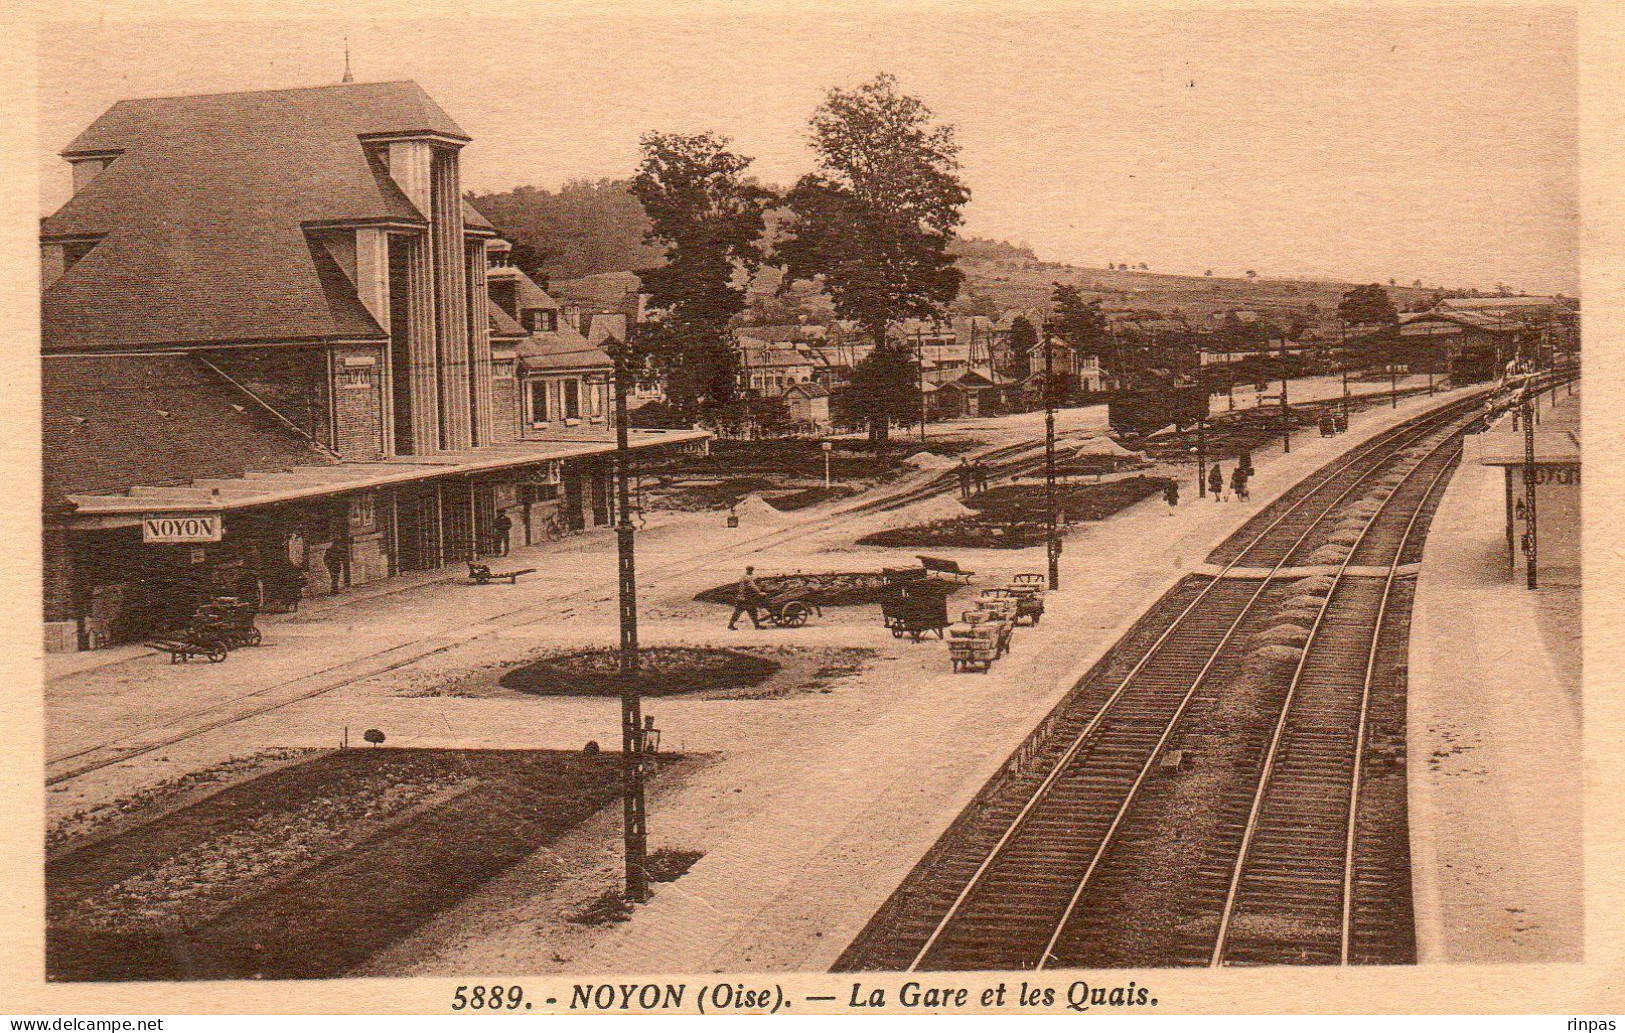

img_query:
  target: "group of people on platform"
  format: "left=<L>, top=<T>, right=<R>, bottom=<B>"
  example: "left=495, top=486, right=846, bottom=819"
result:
left=1164, top=450, right=1254, bottom=513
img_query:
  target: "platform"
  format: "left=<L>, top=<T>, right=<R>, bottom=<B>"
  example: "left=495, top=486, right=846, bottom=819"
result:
left=1407, top=387, right=1581, bottom=962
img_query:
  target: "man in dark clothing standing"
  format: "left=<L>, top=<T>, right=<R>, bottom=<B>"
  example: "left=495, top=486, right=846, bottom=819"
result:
left=494, top=512, right=513, bottom=556
left=973, top=461, right=989, bottom=494
left=728, top=566, right=766, bottom=630
left=1209, top=464, right=1225, bottom=502
left=957, top=459, right=973, bottom=500
left=324, top=538, right=350, bottom=595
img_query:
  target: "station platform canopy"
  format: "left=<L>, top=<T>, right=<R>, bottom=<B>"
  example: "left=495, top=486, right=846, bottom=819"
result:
left=66, top=429, right=709, bottom=521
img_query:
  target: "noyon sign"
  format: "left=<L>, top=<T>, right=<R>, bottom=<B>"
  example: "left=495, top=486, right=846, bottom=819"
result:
left=143, top=514, right=222, bottom=543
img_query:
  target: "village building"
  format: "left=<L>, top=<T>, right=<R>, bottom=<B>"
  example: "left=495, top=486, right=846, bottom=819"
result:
left=40, top=80, right=706, bottom=651
left=782, top=381, right=832, bottom=431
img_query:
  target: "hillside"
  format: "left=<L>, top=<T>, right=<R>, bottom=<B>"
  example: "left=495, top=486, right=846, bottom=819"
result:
left=464, top=181, right=1448, bottom=324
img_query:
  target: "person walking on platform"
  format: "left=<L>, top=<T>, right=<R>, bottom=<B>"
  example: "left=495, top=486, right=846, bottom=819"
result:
left=973, top=460, right=989, bottom=494
left=493, top=511, right=513, bottom=556
left=728, top=566, right=766, bottom=630
left=1231, top=465, right=1250, bottom=502
left=957, top=458, right=973, bottom=500
left=1164, top=479, right=1180, bottom=514
left=1209, top=464, right=1225, bottom=502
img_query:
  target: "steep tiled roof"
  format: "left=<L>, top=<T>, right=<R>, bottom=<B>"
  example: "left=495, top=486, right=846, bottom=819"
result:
left=43, top=354, right=336, bottom=508
left=42, top=81, right=469, bottom=353
left=516, top=335, right=613, bottom=373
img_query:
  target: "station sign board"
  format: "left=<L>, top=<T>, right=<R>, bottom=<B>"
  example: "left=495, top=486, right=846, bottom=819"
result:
left=142, top=514, right=223, bottom=543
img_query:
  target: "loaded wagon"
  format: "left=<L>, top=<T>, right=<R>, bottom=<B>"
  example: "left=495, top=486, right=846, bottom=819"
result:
left=948, top=609, right=1013, bottom=673
left=1007, top=573, right=1047, bottom=626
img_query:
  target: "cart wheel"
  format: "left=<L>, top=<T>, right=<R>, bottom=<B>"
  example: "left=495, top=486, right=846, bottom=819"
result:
left=207, top=646, right=227, bottom=663
left=779, top=601, right=811, bottom=628
left=892, top=629, right=903, bottom=639
left=246, top=628, right=263, bottom=647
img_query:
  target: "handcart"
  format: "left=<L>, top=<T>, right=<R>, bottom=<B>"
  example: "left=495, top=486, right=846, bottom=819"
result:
left=762, top=590, right=822, bottom=628
left=145, top=634, right=228, bottom=664
left=948, top=609, right=1013, bottom=673
left=1007, top=573, right=1047, bottom=626
left=975, top=589, right=1020, bottom=625
left=193, top=596, right=262, bottom=649
left=881, top=578, right=953, bottom=640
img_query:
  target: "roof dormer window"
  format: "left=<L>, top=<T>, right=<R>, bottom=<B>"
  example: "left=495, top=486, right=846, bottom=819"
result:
left=522, top=308, right=557, bottom=333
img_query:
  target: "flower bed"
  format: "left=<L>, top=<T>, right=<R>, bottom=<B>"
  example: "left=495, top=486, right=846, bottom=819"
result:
left=856, top=476, right=1175, bottom=550
left=499, top=646, right=781, bottom=696
left=48, top=748, right=647, bottom=981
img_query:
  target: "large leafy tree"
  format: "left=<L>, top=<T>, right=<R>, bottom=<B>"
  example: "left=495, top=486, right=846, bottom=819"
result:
left=629, top=132, right=776, bottom=416
left=776, top=73, right=969, bottom=442
left=1049, top=282, right=1110, bottom=381
left=1337, top=283, right=1399, bottom=326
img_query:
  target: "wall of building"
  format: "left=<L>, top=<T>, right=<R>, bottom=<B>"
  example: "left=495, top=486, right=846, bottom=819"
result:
left=329, top=344, right=386, bottom=460
left=491, top=358, right=519, bottom=443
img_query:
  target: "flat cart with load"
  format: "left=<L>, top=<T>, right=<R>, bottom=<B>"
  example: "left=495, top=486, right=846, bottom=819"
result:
left=145, top=633, right=228, bottom=664
left=975, top=588, right=1020, bottom=626
left=948, top=609, right=1013, bottom=673
left=762, top=589, right=822, bottom=628
left=1007, top=573, right=1047, bottom=626
left=881, top=576, right=954, bottom=641
left=192, top=597, right=262, bottom=649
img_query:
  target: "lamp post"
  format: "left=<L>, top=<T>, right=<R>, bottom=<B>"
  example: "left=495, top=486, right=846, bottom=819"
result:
left=822, top=440, right=833, bottom=489
left=1043, top=325, right=1060, bottom=591
left=612, top=341, right=648, bottom=903
left=916, top=324, right=927, bottom=442
left=1196, top=406, right=1208, bottom=499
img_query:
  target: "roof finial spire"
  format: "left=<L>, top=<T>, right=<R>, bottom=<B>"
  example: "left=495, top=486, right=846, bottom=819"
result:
left=341, top=36, right=354, bottom=83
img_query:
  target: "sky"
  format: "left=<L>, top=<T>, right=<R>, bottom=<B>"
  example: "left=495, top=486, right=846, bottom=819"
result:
left=35, top=4, right=1579, bottom=294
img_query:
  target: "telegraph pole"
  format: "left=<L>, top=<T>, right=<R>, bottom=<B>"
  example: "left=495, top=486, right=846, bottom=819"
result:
left=1196, top=407, right=1207, bottom=498
left=1279, top=326, right=1291, bottom=454
left=613, top=341, right=648, bottom=902
left=916, top=324, right=927, bottom=441
left=1521, top=386, right=1538, bottom=590
left=1043, top=325, right=1060, bottom=590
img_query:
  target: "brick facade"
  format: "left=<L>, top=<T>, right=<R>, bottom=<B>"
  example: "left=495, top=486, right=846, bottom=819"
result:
left=329, top=343, right=386, bottom=460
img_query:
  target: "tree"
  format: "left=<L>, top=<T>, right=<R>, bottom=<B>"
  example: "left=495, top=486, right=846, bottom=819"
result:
left=776, top=73, right=968, bottom=442
left=1337, top=283, right=1399, bottom=326
left=629, top=132, right=776, bottom=418
left=1050, top=282, right=1109, bottom=374
left=1008, top=314, right=1039, bottom=380
left=1205, top=269, right=1213, bottom=277
left=1245, top=269, right=1258, bottom=279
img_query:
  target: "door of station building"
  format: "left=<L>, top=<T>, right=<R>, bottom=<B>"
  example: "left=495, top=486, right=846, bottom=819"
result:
left=561, top=464, right=586, bottom=532
left=472, top=483, right=498, bottom=557
left=442, top=481, right=475, bottom=562
left=395, top=488, right=441, bottom=572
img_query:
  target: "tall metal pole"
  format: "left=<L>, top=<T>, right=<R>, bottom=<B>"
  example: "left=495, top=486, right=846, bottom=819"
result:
left=1279, top=327, right=1291, bottom=454
left=1043, top=325, right=1060, bottom=591
left=613, top=344, right=648, bottom=903
left=916, top=325, right=927, bottom=441
left=1522, top=387, right=1538, bottom=590
left=1197, top=408, right=1207, bottom=499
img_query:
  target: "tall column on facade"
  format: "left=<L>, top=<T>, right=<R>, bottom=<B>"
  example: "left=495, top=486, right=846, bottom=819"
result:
left=355, top=227, right=395, bottom=456
left=388, top=140, right=442, bottom=454
left=406, top=233, right=441, bottom=453
left=432, top=149, right=473, bottom=451
left=466, top=240, right=495, bottom=445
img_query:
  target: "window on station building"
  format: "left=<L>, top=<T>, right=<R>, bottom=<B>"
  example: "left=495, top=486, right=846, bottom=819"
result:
left=529, top=379, right=549, bottom=426
left=563, top=379, right=581, bottom=420
left=522, top=308, right=558, bottom=333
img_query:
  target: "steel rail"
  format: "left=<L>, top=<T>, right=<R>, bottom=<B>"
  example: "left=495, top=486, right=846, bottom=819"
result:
left=1207, top=420, right=1466, bottom=966
left=905, top=397, right=1476, bottom=971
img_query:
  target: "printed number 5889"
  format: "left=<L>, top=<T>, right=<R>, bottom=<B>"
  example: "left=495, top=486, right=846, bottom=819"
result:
left=452, top=985, right=526, bottom=1010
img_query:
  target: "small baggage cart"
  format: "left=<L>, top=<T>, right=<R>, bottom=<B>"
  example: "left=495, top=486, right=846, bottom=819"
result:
left=193, top=597, right=262, bottom=649
left=948, top=610, right=1012, bottom=673
left=881, top=579, right=953, bottom=640
left=1007, top=573, right=1047, bottom=626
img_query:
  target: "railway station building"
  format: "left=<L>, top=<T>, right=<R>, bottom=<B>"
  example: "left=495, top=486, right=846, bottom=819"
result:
left=40, top=80, right=706, bottom=651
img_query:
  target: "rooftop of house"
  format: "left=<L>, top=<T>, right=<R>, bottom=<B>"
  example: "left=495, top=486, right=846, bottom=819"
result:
left=42, top=80, right=491, bottom=354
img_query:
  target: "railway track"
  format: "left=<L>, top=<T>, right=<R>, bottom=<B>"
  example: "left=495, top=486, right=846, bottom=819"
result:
left=834, top=391, right=1488, bottom=972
